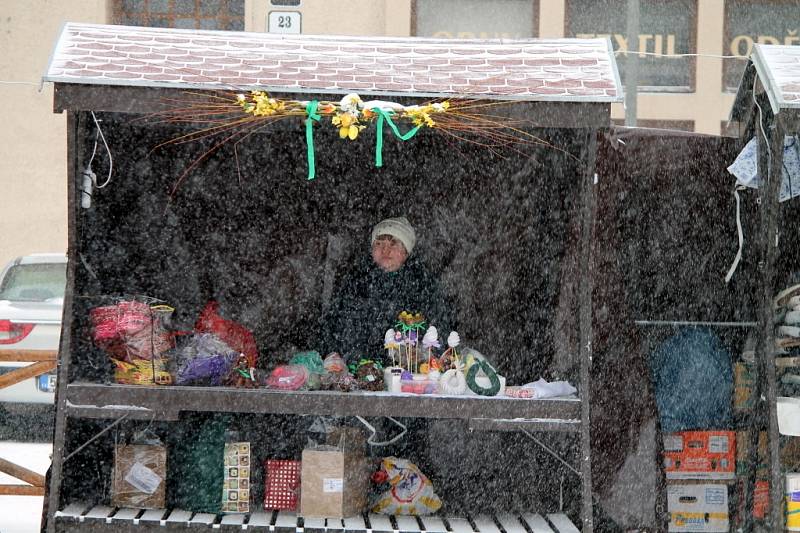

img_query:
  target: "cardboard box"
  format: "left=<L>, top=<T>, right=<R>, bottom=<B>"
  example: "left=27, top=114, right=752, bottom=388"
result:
left=734, top=362, right=754, bottom=411
left=664, top=431, right=736, bottom=480
left=221, top=442, right=251, bottom=513
left=668, top=483, right=729, bottom=532
left=300, top=446, right=374, bottom=518
left=734, top=478, right=768, bottom=524
left=735, top=430, right=768, bottom=478
left=112, top=444, right=167, bottom=508
left=783, top=437, right=800, bottom=471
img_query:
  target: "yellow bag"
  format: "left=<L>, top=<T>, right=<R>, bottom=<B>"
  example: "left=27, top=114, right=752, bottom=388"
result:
left=372, top=457, right=441, bottom=515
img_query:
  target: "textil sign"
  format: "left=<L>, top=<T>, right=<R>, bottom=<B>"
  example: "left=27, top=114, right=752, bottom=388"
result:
left=723, top=0, right=800, bottom=91
left=566, top=0, right=696, bottom=91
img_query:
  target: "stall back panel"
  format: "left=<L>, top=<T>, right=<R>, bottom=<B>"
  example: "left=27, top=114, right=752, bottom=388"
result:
left=553, top=130, right=755, bottom=526
left=71, top=113, right=587, bottom=385
left=597, top=130, right=755, bottom=322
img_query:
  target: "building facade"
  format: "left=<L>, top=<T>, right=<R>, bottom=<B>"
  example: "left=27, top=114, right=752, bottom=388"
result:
left=2, top=0, right=799, bottom=266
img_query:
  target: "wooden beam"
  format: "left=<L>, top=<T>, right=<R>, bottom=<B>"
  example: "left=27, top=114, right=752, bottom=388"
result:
left=0, top=361, right=57, bottom=389
left=53, top=83, right=612, bottom=128
left=0, top=485, right=45, bottom=496
left=0, top=457, right=46, bottom=487
left=0, top=350, right=57, bottom=362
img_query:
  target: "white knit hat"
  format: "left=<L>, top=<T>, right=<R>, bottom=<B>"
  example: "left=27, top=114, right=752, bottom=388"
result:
left=371, top=217, right=416, bottom=255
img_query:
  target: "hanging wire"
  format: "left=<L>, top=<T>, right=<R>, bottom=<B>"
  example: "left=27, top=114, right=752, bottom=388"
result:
left=354, top=416, right=408, bottom=447
left=89, top=111, right=114, bottom=188
left=615, top=50, right=748, bottom=60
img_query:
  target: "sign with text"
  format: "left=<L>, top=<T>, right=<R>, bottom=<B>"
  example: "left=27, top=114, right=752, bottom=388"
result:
left=268, top=11, right=301, bottom=34
left=415, top=0, right=537, bottom=39
left=566, top=0, right=696, bottom=91
left=723, top=0, right=800, bottom=92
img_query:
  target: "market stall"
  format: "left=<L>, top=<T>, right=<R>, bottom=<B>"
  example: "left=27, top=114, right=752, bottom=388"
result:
left=728, top=43, right=800, bottom=531
left=41, top=23, right=624, bottom=532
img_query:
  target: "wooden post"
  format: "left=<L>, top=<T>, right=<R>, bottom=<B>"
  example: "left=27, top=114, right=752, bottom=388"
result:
left=578, top=128, right=598, bottom=533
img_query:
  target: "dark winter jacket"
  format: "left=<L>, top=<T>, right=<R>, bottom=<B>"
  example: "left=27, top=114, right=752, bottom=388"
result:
left=319, top=256, right=456, bottom=361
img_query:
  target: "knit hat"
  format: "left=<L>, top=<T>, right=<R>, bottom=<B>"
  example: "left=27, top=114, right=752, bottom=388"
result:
left=371, top=217, right=416, bottom=255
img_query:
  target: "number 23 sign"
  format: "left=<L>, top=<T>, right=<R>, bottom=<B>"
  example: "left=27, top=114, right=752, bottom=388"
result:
left=268, top=11, right=301, bottom=34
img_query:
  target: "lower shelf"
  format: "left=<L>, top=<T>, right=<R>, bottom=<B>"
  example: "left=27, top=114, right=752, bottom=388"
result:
left=53, top=505, right=580, bottom=533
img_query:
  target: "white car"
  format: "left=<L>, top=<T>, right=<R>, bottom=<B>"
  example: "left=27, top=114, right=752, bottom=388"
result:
left=0, top=254, right=66, bottom=404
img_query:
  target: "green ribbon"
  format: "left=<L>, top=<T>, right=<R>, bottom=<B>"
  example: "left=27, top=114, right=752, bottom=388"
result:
left=372, top=108, right=421, bottom=168
left=394, top=320, right=427, bottom=335
left=305, top=100, right=321, bottom=180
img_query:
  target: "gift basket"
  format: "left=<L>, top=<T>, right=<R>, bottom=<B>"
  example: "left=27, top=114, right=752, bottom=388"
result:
left=89, top=297, right=175, bottom=385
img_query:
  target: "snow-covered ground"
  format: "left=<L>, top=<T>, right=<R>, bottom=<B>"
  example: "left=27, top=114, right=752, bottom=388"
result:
left=0, top=441, right=52, bottom=533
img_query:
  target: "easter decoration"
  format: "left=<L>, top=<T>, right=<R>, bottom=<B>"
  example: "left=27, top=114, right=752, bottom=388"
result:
left=395, top=311, right=427, bottom=373
left=421, top=326, right=441, bottom=382
left=383, top=328, right=403, bottom=393
left=149, top=87, right=576, bottom=196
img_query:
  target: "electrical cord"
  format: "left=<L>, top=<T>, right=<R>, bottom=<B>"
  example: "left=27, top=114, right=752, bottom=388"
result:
left=355, top=416, right=407, bottom=447
left=89, top=111, right=113, bottom=189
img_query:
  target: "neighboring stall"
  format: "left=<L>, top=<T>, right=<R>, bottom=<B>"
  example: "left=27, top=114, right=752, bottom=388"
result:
left=41, top=23, right=623, bottom=532
left=729, top=43, right=800, bottom=531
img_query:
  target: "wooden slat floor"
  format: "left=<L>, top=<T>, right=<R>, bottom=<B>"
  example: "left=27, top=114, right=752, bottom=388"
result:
left=54, top=506, right=581, bottom=532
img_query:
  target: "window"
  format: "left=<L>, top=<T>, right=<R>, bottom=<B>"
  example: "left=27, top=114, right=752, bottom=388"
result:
left=111, top=0, right=245, bottom=31
left=565, top=0, right=697, bottom=92
left=413, top=0, right=538, bottom=39
left=0, top=263, right=66, bottom=301
left=723, top=0, right=800, bottom=93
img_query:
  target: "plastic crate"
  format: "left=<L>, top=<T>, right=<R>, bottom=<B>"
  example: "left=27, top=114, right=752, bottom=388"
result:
left=263, top=459, right=301, bottom=511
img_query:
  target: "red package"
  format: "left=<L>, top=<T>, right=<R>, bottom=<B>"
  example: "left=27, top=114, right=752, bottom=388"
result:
left=194, top=301, right=259, bottom=367
left=265, top=365, right=308, bottom=390
left=263, top=460, right=301, bottom=511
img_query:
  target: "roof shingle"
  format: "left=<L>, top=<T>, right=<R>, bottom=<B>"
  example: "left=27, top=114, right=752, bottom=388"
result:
left=44, top=22, right=623, bottom=103
left=752, top=44, right=800, bottom=111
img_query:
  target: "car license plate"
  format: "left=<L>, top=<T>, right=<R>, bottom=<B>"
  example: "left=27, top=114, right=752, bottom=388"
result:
left=37, top=373, right=56, bottom=393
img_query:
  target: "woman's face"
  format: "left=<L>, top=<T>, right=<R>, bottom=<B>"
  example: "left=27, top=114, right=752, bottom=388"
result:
left=372, top=235, right=408, bottom=272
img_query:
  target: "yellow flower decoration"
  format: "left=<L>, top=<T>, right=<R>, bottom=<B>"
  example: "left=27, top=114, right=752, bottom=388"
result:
left=332, top=111, right=365, bottom=140
left=404, top=101, right=450, bottom=128
left=237, top=91, right=285, bottom=117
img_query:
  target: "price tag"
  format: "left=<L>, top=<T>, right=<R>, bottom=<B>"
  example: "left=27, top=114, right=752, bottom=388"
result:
left=268, top=11, right=301, bottom=34
left=323, top=478, right=343, bottom=493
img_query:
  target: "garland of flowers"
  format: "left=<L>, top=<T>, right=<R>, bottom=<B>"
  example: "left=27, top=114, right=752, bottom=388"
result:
left=234, top=92, right=450, bottom=179
left=151, top=89, right=571, bottom=193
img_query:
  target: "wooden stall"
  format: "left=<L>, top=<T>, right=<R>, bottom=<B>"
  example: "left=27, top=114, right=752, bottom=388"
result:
left=729, top=43, right=800, bottom=532
left=41, top=23, right=625, bottom=532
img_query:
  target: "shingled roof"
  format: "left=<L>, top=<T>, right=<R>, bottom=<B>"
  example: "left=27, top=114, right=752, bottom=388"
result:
left=44, top=22, right=622, bottom=103
left=751, top=44, right=800, bottom=112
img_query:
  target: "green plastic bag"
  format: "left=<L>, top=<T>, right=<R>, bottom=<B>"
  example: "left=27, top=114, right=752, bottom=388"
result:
left=170, top=413, right=229, bottom=513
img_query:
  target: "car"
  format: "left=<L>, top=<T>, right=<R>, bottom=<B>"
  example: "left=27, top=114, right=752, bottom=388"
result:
left=0, top=253, right=66, bottom=404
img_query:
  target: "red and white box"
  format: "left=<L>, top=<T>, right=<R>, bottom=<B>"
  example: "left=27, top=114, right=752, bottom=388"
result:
left=663, top=431, right=736, bottom=480
left=263, top=459, right=301, bottom=511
